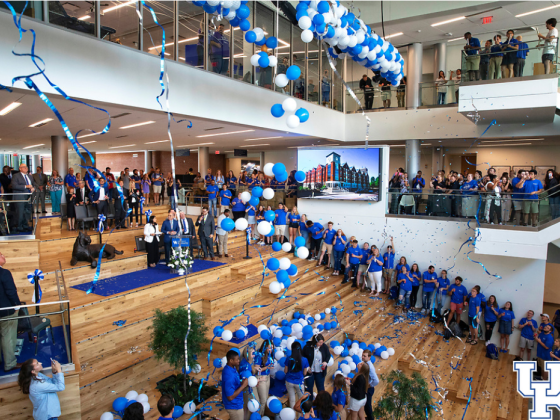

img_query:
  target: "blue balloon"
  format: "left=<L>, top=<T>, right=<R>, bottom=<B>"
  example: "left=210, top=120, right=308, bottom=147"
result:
left=320, top=313, right=326, bottom=320
left=295, top=108, right=309, bottom=123
left=113, top=397, right=128, bottom=412
left=241, top=369, right=252, bottom=379
left=359, top=342, right=367, bottom=350
left=287, top=264, right=298, bottom=276
left=266, top=36, right=278, bottom=49
left=252, top=186, right=263, bottom=198
left=276, top=171, right=288, bottom=183
left=331, top=340, right=341, bottom=348
left=260, top=330, right=271, bottom=340
left=245, top=31, right=256, bottom=43
left=126, top=400, right=137, bottom=409
left=307, top=317, right=314, bottom=325
left=272, top=162, right=286, bottom=176
left=282, top=319, right=289, bottom=325
left=275, top=370, right=286, bottom=381
left=255, top=36, right=267, bottom=46
left=313, top=13, right=325, bottom=26
left=347, top=372, right=355, bottom=379
left=221, top=217, right=235, bottom=232
left=264, top=210, right=276, bottom=222
left=352, top=45, right=363, bottom=55
left=324, top=322, right=331, bottom=330
left=267, top=257, right=280, bottom=270
left=250, top=412, right=262, bottom=420
left=278, top=356, right=287, bottom=367
left=296, top=10, right=308, bottom=21
left=302, top=325, right=313, bottom=335
left=294, top=311, right=300, bottom=319
left=317, top=1, right=330, bottom=13
left=294, top=236, right=306, bottom=247
left=286, top=65, right=301, bottom=80
left=352, top=354, right=361, bottom=364
left=182, top=365, right=191, bottom=374
left=273, top=337, right=281, bottom=346
left=235, top=329, right=245, bottom=340
left=276, top=270, right=289, bottom=283
left=266, top=228, right=275, bottom=237
left=239, top=18, right=251, bottom=31
left=326, top=25, right=335, bottom=38
left=341, top=349, right=349, bottom=357
left=296, top=2, right=308, bottom=11
left=222, top=7, right=230, bottom=16
left=229, top=17, right=240, bottom=27
left=269, top=399, right=283, bottom=414
left=271, top=103, right=284, bottom=118
left=316, top=23, right=326, bottom=34
left=236, top=4, right=250, bottom=19
left=344, top=338, right=352, bottom=346
left=331, top=321, right=338, bottom=328
left=192, top=0, right=205, bottom=6
left=258, top=54, right=270, bottom=67
left=249, top=195, right=260, bottom=207
left=213, top=326, right=224, bottom=336
left=213, top=358, right=222, bottom=368
left=282, top=325, right=292, bottom=335
left=202, top=3, right=218, bottom=13
left=317, top=324, right=324, bottom=331
left=374, top=346, right=387, bottom=357
left=272, top=242, right=282, bottom=252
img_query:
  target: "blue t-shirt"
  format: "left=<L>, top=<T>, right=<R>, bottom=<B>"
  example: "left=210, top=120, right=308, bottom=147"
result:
left=450, top=284, right=468, bottom=304
left=151, top=173, right=163, bottom=186
left=275, top=209, right=288, bottom=225
left=422, top=271, right=438, bottom=292
left=205, top=174, right=214, bottom=183
left=490, top=43, right=503, bottom=57
left=517, top=42, right=529, bottom=59
left=554, top=347, right=560, bottom=360
left=254, top=354, right=272, bottom=376
left=383, top=251, right=395, bottom=269
left=397, top=273, right=412, bottom=292
left=468, top=295, right=482, bottom=317
left=323, top=229, right=336, bottom=245
left=466, top=37, right=481, bottom=55
left=520, top=318, right=538, bottom=340
left=360, top=248, right=372, bottom=264
left=368, top=255, right=383, bottom=272
left=231, top=197, right=245, bottom=211
left=285, top=357, right=309, bottom=384
left=227, top=176, right=237, bottom=188
left=207, top=185, right=219, bottom=200
left=222, top=365, right=243, bottom=410
left=412, top=177, right=425, bottom=192
left=332, top=389, right=346, bottom=407
left=65, top=174, right=77, bottom=188
left=220, top=189, right=232, bottom=206
left=499, top=309, right=515, bottom=322
left=484, top=305, right=498, bottom=323
left=523, top=179, right=543, bottom=200
left=537, top=332, right=554, bottom=360
left=461, top=180, right=478, bottom=195
left=437, top=277, right=450, bottom=293
left=512, top=177, right=523, bottom=200
left=308, top=223, right=324, bottom=239
left=410, top=271, right=421, bottom=287
left=396, top=263, right=410, bottom=274
left=132, top=175, right=141, bottom=189
left=246, top=204, right=256, bottom=216
left=346, top=246, right=362, bottom=265
left=289, top=213, right=301, bottom=223
left=502, top=38, right=518, bottom=54
left=299, top=221, right=308, bottom=232
left=333, top=235, right=347, bottom=252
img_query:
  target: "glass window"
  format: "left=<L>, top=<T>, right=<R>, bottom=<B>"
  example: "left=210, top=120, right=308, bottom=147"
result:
left=142, top=1, right=175, bottom=60
left=333, top=56, right=344, bottom=112
left=207, top=18, right=231, bottom=76
left=254, top=4, right=274, bottom=89
left=177, top=2, right=205, bottom=68
left=0, top=1, right=43, bottom=21
left=100, top=1, right=140, bottom=48
left=291, top=27, right=305, bottom=99
left=307, top=42, right=320, bottom=104
left=48, top=1, right=96, bottom=36
left=233, top=2, right=254, bottom=83
left=321, top=49, right=332, bottom=108
left=275, top=16, right=291, bottom=94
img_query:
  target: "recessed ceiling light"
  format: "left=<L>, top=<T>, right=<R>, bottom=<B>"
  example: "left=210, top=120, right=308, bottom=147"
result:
left=196, top=130, right=255, bottom=138
left=23, top=144, right=45, bottom=149
left=431, top=16, right=466, bottom=27
left=389, top=145, right=406, bottom=148
left=109, top=144, right=136, bottom=149
left=0, top=102, right=22, bottom=116
left=447, top=37, right=465, bottom=43
left=245, top=137, right=283, bottom=141
left=477, top=143, right=533, bottom=147
left=29, top=118, right=53, bottom=128
left=145, top=140, right=169, bottom=144
left=241, top=144, right=270, bottom=147
left=516, top=4, right=560, bottom=17
left=119, top=121, right=155, bottom=129
left=383, top=32, right=403, bottom=39
left=102, top=0, right=135, bottom=13
left=420, top=143, right=432, bottom=146
left=224, top=150, right=234, bottom=153
left=78, top=15, right=91, bottom=20
left=77, top=132, right=102, bottom=139
left=183, top=142, right=215, bottom=147
left=480, top=138, right=544, bottom=143
left=78, top=141, right=97, bottom=145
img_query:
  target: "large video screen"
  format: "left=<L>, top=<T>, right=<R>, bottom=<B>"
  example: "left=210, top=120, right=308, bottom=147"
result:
left=297, top=148, right=381, bottom=201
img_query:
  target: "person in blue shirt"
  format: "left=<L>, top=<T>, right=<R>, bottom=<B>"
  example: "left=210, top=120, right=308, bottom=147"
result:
left=357, top=242, right=371, bottom=291
left=409, top=263, right=421, bottom=310
left=396, top=265, right=413, bottom=310
left=436, top=270, right=450, bottom=314
left=498, top=301, right=515, bottom=353
left=466, top=287, right=482, bottom=345
left=517, top=310, right=538, bottom=361
left=460, top=173, right=478, bottom=195
left=285, top=341, right=309, bottom=409
left=483, top=295, right=499, bottom=344
left=332, top=229, right=347, bottom=277
left=245, top=202, right=257, bottom=239
left=422, top=266, right=438, bottom=315
left=463, top=32, right=481, bottom=81
left=538, top=313, right=555, bottom=335
left=500, top=29, right=518, bottom=79
left=489, top=35, right=503, bottom=80
left=395, top=256, right=410, bottom=277
left=231, top=192, right=246, bottom=221
left=343, top=239, right=362, bottom=287
left=479, top=39, right=492, bottom=80
left=536, top=325, right=554, bottom=380
left=299, top=214, right=309, bottom=248
left=411, top=171, right=425, bottom=213
left=222, top=350, right=249, bottom=420
left=206, top=180, right=219, bottom=218
left=511, top=169, right=527, bottom=225
left=523, top=170, right=544, bottom=227
left=367, top=247, right=384, bottom=297
left=382, top=237, right=396, bottom=294
left=151, top=168, right=163, bottom=206
left=288, top=206, right=301, bottom=249
left=514, top=35, right=529, bottom=77
left=274, top=203, right=288, bottom=244
left=226, top=170, right=237, bottom=196
left=331, top=374, right=347, bottom=419
left=205, top=168, right=214, bottom=185
left=254, top=340, right=274, bottom=415
left=219, top=184, right=232, bottom=216
left=447, top=276, right=468, bottom=325
left=317, top=222, right=336, bottom=269
left=551, top=338, right=560, bottom=362
left=306, top=219, right=324, bottom=260
left=64, top=168, right=78, bottom=190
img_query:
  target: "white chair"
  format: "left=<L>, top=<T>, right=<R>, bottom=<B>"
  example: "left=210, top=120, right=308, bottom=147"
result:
left=399, top=195, right=416, bottom=215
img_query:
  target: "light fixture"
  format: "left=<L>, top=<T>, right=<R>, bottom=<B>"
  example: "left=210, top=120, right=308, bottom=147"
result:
left=145, top=140, right=169, bottom=144
left=0, top=102, right=22, bottom=116
left=183, top=142, right=215, bottom=147
left=288, top=144, right=340, bottom=148
left=119, top=121, right=155, bottom=129
left=29, top=118, right=53, bottom=127
left=420, top=143, right=433, bottom=146
left=224, top=150, right=234, bottom=153
left=477, top=143, right=533, bottom=147
left=77, top=132, right=101, bottom=139
left=78, top=15, right=91, bottom=20
left=241, top=144, right=270, bottom=147
left=109, top=144, right=136, bottom=149
left=383, top=32, right=403, bottom=39
left=447, top=37, right=465, bottom=43
left=22, top=144, right=45, bottom=149
left=78, top=141, right=97, bottom=145
left=389, top=145, right=406, bottom=148
left=244, top=137, right=283, bottom=141
left=516, top=4, right=560, bottom=18
left=102, top=1, right=136, bottom=14
left=196, top=130, right=254, bottom=138
left=480, top=138, right=544, bottom=143
left=431, top=16, right=466, bottom=27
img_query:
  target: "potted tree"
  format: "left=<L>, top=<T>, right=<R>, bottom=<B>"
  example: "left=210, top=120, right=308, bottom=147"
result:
left=150, top=306, right=216, bottom=407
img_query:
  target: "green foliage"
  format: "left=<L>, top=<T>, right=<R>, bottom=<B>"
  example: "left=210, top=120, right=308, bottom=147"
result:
left=372, top=370, right=434, bottom=420
left=149, top=306, right=209, bottom=371
left=155, top=374, right=218, bottom=407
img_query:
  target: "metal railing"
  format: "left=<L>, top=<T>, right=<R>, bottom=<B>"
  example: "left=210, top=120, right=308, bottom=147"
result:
left=345, top=85, right=406, bottom=113
left=0, top=192, right=37, bottom=238
left=419, top=81, right=460, bottom=106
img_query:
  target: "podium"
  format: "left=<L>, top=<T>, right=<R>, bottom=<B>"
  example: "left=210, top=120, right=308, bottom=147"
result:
left=172, top=235, right=191, bottom=248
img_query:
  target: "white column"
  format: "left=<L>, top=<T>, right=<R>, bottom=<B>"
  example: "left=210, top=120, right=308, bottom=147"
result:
left=32, top=155, right=41, bottom=173
left=198, top=147, right=209, bottom=176
left=51, top=136, right=68, bottom=203
left=406, top=43, right=423, bottom=109
left=433, top=42, right=446, bottom=81
left=405, top=139, right=420, bottom=177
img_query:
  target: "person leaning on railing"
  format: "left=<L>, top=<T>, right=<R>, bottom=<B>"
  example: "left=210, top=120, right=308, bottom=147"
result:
left=544, top=169, right=560, bottom=220
left=480, top=39, right=492, bottom=80
left=522, top=169, right=544, bottom=227
left=514, top=36, right=529, bottom=77
left=537, top=18, right=558, bottom=75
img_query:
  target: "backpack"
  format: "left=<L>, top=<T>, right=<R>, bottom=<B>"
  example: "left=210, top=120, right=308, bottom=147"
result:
left=459, top=320, right=470, bottom=332
left=486, top=343, right=499, bottom=360
left=389, top=286, right=399, bottom=300
left=443, top=321, right=464, bottom=340
left=430, top=308, right=443, bottom=324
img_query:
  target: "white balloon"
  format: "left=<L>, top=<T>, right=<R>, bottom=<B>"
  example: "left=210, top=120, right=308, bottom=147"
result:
left=193, top=363, right=202, bottom=373
left=250, top=54, right=261, bottom=67
left=221, top=356, right=227, bottom=367
left=356, top=32, right=365, bottom=44
left=225, top=10, right=236, bottom=20
left=327, top=357, right=334, bottom=366
left=258, top=325, right=268, bottom=333
left=207, top=0, right=220, bottom=5
left=314, top=314, right=321, bottom=321
left=358, top=51, right=368, bottom=59
left=184, top=401, right=196, bottom=414
left=275, top=350, right=285, bottom=360
left=325, top=308, right=331, bottom=314
left=141, top=402, right=150, bottom=414
left=137, top=394, right=149, bottom=403
left=100, top=413, right=114, bottom=420
left=269, top=281, right=282, bottom=294
left=263, top=187, right=275, bottom=200
left=313, top=328, right=319, bottom=334
left=341, top=364, right=351, bottom=374
left=367, top=51, right=376, bottom=61
left=268, top=56, right=278, bottom=68
left=345, top=356, right=353, bottom=364
left=221, top=329, right=233, bottom=341
left=298, top=318, right=307, bottom=326
left=298, top=16, right=312, bottom=30
left=335, top=6, right=345, bottom=18
left=287, top=336, right=296, bottom=347
left=348, top=348, right=356, bottom=356
left=241, top=191, right=251, bottom=203
left=347, top=36, right=357, bottom=48
left=338, top=36, right=349, bottom=47
left=286, top=115, right=300, bottom=129
left=292, top=323, right=303, bottom=333
left=263, top=417, right=271, bottom=420
left=248, top=376, right=258, bottom=388
left=295, top=331, right=303, bottom=339
left=297, top=247, right=309, bottom=259
left=263, top=163, right=275, bottom=177
left=374, top=343, right=381, bottom=349
left=279, top=257, right=291, bottom=270
left=333, top=346, right=343, bottom=355
left=373, top=45, right=381, bottom=54
left=381, top=351, right=389, bottom=360
left=282, top=242, right=292, bottom=252
left=235, top=217, right=248, bottom=231
left=275, top=74, right=289, bottom=88
left=222, top=1, right=234, bottom=8
left=349, top=362, right=356, bottom=371
left=280, top=407, right=296, bottom=420
left=253, top=27, right=264, bottom=42
left=258, top=221, right=272, bottom=235
left=301, top=29, right=314, bottom=43
left=248, top=399, right=260, bottom=412
left=282, top=97, right=297, bottom=113
left=230, top=0, right=241, bottom=10
left=387, top=347, right=395, bottom=356
left=126, top=391, right=138, bottom=401
left=351, top=342, right=359, bottom=349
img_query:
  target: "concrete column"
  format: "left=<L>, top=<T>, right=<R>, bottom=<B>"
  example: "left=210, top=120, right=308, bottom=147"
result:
left=144, top=151, right=152, bottom=172
left=433, top=42, right=446, bottom=81
left=259, top=152, right=265, bottom=168
left=31, top=155, right=41, bottom=173
left=51, top=136, right=68, bottom=203
left=431, top=147, right=443, bottom=177
left=405, top=139, right=420, bottom=177
left=406, top=43, right=423, bottom=109
left=198, top=147, right=209, bottom=176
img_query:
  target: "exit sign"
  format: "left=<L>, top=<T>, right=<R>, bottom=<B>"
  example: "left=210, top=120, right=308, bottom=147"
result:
left=215, top=151, right=220, bottom=154
left=482, top=16, right=493, bottom=24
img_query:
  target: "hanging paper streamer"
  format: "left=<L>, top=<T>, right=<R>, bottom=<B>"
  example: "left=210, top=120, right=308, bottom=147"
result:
left=461, top=377, right=473, bottom=420
left=140, top=197, right=145, bottom=214
left=463, top=119, right=497, bottom=167
left=27, top=269, right=44, bottom=303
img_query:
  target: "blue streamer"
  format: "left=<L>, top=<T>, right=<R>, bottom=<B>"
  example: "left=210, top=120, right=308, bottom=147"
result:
left=461, top=377, right=473, bottom=420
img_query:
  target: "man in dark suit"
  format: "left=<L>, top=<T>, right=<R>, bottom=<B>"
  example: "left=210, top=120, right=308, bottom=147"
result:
left=196, top=206, right=215, bottom=260
left=76, top=180, right=89, bottom=206
left=178, top=211, right=195, bottom=236
left=32, top=166, right=48, bottom=214
left=161, top=209, right=179, bottom=265
left=11, top=163, right=36, bottom=232
left=89, top=177, right=109, bottom=231
left=0, top=252, right=22, bottom=371
left=0, top=165, right=12, bottom=197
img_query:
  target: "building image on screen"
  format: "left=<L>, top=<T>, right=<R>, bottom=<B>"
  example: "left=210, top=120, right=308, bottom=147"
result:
left=297, top=148, right=381, bottom=201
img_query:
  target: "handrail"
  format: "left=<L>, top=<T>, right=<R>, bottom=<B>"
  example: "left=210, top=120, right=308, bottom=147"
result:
left=1, top=300, right=70, bottom=311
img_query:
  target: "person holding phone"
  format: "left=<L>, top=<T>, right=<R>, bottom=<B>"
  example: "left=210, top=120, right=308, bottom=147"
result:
left=18, top=358, right=65, bottom=420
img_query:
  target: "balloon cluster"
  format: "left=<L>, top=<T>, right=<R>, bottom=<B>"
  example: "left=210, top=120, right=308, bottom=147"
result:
left=192, top=1, right=252, bottom=31
left=295, top=0, right=404, bottom=86
left=271, top=98, right=309, bottom=130
left=330, top=340, right=395, bottom=380
left=103, top=391, right=150, bottom=419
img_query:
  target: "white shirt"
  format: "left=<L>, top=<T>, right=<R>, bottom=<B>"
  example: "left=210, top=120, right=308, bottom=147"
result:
left=311, top=347, right=323, bottom=373
left=144, top=223, right=160, bottom=243
left=180, top=217, right=189, bottom=234
left=98, top=187, right=106, bottom=201
left=216, top=214, right=227, bottom=236
left=81, top=188, right=86, bottom=202
left=544, top=28, right=558, bottom=55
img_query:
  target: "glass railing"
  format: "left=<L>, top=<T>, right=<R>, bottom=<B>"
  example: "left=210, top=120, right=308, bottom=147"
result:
left=419, top=81, right=460, bottom=106
left=0, top=192, right=37, bottom=237
left=460, top=38, right=559, bottom=82
left=345, top=85, right=406, bottom=113
left=386, top=187, right=560, bottom=228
